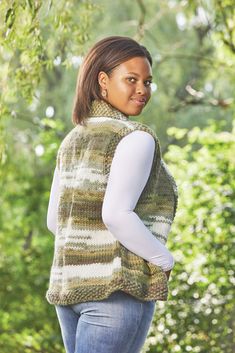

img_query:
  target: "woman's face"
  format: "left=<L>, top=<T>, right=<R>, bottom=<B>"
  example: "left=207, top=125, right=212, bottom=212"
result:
left=98, top=56, right=152, bottom=116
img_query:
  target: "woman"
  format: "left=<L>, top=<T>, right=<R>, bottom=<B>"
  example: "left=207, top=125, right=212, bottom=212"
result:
left=46, top=36, right=178, bottom=353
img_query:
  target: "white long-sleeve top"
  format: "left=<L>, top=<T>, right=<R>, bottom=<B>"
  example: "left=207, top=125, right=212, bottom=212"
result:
left=47, top=130, right=174, bottom=271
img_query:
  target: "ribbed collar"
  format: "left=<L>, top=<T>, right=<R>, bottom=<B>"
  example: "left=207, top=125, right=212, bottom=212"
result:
left=87, top=99, right=129, bottom=121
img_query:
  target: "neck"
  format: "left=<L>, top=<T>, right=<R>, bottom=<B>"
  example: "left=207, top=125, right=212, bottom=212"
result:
left=87, top=99, right=129, bottom=121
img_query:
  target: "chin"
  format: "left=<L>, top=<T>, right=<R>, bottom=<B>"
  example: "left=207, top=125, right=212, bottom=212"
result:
left=128, top=108, right=144, bottom=116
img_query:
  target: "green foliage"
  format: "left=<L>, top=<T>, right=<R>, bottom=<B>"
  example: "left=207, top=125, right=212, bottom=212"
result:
left=0, top=0, right=96, bottom=102
left=0, top=117, right=66, bottom=353
left=143, top=120, right=235, bottom=353
left=0, top=0, right=98, bottom=162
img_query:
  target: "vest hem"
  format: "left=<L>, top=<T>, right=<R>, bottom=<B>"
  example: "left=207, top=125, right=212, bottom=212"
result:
left=45, top=280, right=168, bottom=306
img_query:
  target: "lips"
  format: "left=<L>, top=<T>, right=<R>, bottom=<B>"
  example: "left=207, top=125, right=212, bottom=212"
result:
left=131, top=97, right=146, bottom=102
left=131, top=98, right=146, bottom=106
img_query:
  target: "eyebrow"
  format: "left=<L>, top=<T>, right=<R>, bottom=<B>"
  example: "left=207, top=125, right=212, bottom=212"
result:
left=126, top=72, right=153, bottom=79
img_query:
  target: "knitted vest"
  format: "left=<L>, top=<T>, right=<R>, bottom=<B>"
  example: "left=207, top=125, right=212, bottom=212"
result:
left=46, top=99, right=178, bottom=305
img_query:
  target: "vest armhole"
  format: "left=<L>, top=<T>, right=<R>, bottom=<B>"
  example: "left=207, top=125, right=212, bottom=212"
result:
left=103, top=124, right=161, bottom=177
left=56, top=149, right=61, bottom=173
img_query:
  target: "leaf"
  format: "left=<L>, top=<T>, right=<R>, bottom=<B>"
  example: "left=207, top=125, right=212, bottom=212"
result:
left=5, top=8, right=15, bottom=29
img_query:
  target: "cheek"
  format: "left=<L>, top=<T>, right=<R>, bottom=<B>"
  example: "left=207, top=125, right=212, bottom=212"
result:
left=146, top=87, right=152, bottom=97
left=110, top=82, right=132, bottom=96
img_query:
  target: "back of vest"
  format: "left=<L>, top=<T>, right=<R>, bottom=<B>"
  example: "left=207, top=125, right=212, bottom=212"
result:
left=46, top=117, right=178, bottom=305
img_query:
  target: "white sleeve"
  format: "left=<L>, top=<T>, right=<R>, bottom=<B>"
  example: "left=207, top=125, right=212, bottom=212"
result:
left=102, top=130, right=175, bottom=271
left=47, top=166, right=60, bottom=236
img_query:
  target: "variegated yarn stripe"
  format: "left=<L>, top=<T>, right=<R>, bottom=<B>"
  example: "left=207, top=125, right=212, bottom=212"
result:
left=46, top=99, right=178, bottom=305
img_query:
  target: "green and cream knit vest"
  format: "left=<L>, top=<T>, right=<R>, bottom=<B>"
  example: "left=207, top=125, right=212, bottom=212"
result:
left=46, top=99, right=178, bottom=305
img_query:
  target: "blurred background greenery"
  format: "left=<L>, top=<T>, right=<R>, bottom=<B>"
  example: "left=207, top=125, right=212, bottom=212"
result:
left=0, top=1, right=234, bottom=352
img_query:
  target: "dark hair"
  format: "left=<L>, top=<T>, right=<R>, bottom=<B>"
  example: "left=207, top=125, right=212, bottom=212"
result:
left=72, top=36, right=152, bottom=126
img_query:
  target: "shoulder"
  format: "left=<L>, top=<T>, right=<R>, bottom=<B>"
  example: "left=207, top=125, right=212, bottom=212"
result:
left=57, top=125, right=84, bottom=151
left=130, top=120, right=158, bottom=141
left=111, top=119, right=158, bottom=143
left=117, top=130, right=155, bottom=152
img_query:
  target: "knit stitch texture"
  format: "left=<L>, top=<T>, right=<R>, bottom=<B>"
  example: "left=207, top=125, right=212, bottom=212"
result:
left=46, top=99, right=178, bottom=305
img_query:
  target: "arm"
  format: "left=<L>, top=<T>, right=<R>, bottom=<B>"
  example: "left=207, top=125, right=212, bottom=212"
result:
left=102, top=130, right=175, bottom=272
left=47, top=166, right=60, bottom=236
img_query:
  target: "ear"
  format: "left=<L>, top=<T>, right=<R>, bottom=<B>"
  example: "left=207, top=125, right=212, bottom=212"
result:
left=98, top=71, right=109, bottom=90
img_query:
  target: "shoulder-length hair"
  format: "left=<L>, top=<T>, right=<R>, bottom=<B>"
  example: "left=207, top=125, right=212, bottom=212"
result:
left=72, top=36, right=152, bottom=126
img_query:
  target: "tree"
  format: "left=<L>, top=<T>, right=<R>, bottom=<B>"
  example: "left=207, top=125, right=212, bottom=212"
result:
left=0, top=0, right=98, bottom=164
left=143, top=120, right=235, bottom=353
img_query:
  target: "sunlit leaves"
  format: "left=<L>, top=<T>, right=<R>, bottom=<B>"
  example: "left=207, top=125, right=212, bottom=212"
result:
left=143, top=120, right=234, bottom=353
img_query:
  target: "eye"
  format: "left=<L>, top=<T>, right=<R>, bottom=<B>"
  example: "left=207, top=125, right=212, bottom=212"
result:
left=127, top=77, right=136, bottom=83
left=145, top=80, right=152, bottom=87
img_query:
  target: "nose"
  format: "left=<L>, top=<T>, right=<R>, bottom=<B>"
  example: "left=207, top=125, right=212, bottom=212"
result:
left=136, top=82, right=147, bottom=95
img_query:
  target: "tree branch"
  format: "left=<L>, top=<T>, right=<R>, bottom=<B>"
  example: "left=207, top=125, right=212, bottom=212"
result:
left=135, top=0, right=146, bottom=40
left=217, top=0, right=235, bottom=53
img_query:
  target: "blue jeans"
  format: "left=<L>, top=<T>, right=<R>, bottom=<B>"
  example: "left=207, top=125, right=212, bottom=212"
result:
left=55, top=290, right=156, bottom=353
